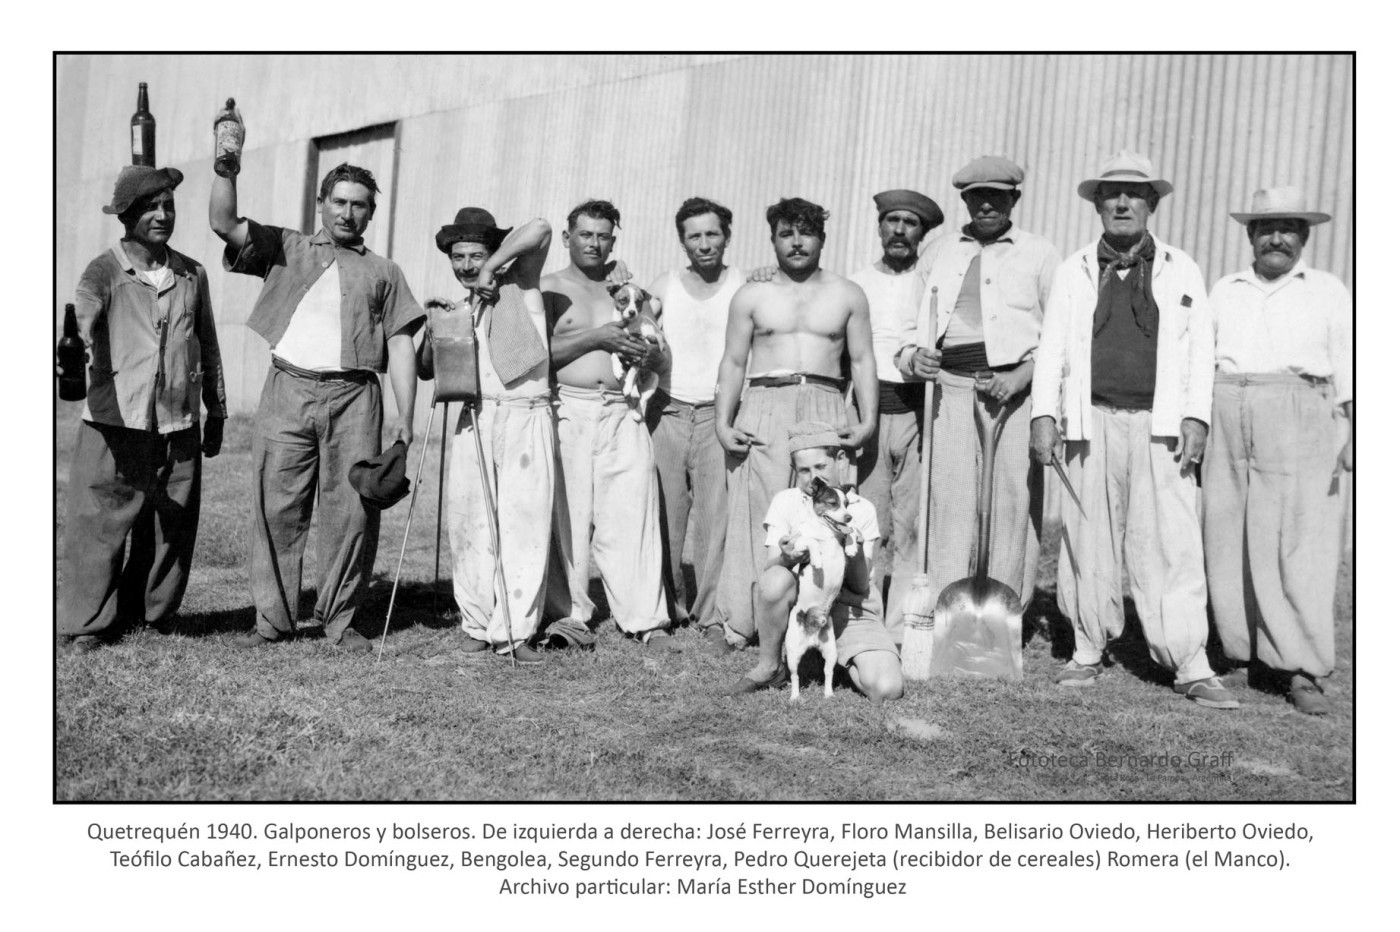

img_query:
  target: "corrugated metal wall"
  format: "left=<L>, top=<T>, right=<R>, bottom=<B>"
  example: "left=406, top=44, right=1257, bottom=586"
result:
left=56, top=53, right=1354, bottom=419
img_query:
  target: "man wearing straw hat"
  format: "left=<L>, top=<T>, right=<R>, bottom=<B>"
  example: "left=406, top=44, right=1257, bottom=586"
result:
left=1203, top=186, right=1353, bottom=715
left=425, top=209, right=556, bottom=665
left=58, top=164, right=227, bottom=652
left=846, top=187, right=943, bottom=629
left=210, top=126, right=424, bottom=652
left=892, top=157, right=1059, bottom=638
left=1030, top=150, right=1237, bottom=709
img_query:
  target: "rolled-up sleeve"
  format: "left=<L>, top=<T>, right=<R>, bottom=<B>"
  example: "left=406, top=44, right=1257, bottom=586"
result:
left=222, top=218, right=284, bottom=278
left=382, top=263, right=425, bottom=338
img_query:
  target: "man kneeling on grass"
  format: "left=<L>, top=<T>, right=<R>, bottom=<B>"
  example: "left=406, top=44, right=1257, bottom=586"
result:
left=724, top=422, right=903, bottom=703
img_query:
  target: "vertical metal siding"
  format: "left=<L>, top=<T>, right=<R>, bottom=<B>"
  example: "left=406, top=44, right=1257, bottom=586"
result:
left=57, top=53, right=1353, bottom=418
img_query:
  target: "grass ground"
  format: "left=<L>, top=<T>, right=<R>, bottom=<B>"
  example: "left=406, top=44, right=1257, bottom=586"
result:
left=54, top=408, right=1354, bottom=802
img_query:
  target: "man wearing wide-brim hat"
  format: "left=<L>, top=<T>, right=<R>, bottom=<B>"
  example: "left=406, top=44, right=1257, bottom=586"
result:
left=889, top=155, right=1061, bottom=636
left=1202, top=186, right=1352, bottom=715
left=1029, top=150, right=1238, bottom=709
left=58, top=164, right=228, bottom=652
left=421, top=207, right=558, bottom=665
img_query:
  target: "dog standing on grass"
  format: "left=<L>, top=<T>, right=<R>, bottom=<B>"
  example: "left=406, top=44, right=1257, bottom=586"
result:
left=784, top=478, right=860, bottom=699
left=606, top=282, right=664, bottom=420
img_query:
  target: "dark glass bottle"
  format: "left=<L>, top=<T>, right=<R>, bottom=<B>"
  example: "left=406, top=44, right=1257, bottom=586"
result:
left=214, top=97, right=243, bottom=177
left=131, top=82, right=156, bottom=167
left=57, top=303, right=87, bottom=401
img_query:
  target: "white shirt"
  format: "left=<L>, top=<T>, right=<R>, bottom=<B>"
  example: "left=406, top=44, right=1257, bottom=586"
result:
left=273, top=256, right=343, bottom=371
left=656, top=266, right=743, bottom=403
left=848, top=263, right=925, bottom=383
left=1210, top=261, right=1352, bottom=405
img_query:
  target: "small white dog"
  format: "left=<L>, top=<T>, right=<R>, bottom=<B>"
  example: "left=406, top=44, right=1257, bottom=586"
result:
left=605, top=282, right=663, bottom=421
left=784, top=478, right=862, bottom=700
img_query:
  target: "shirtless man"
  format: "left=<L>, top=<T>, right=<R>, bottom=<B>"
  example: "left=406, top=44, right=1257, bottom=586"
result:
left=545, top=199, right=677, bottom=651
left=712, top=197, right=879, bottom=661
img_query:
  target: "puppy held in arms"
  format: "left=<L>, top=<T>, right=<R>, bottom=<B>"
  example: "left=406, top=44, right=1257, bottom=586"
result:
left=605, top=282, right=664, bottom=421
left=784, top=477, right=862, bottom=700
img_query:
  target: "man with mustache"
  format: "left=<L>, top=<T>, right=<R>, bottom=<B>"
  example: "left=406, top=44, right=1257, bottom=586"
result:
left=846, top=189, right=943, bottom=627
left=1203, top=187, right=1353, bottom=715
left=715, top=197, right=879, bottom=692
left=211, top=142, right=425, bottom=652
left=890, top=157, right=1059, bottom=640
left=643, top=198, right=745, bottom=652
left=424, top=209, right=555, bottom=664
left=1030, top=151, right=1237, bottom=709
left=59, top=165, right=227, bottom=652
left=545, top=199, right=676, bottom=652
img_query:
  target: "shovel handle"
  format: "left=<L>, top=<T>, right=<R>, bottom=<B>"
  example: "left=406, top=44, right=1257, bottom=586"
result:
left=915, top=288, right=937, bottom=574
left=973, top=402, right=1012, bottom=586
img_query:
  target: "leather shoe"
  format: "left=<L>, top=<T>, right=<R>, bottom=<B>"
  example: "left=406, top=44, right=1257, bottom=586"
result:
left=510, top=644, right=545, bottom=666
left=1290, top=674, right=1330, bottom=715
left=458, top=633, right=493, bottom=656
left=333, top=629, right=374, bottom=653
left=232, top=630, right=281, bottom=649
left=64, top=635, right=105, bottom=654
left=723, top=665, right=789, bottom=697
left=700, top=625, right=734, bottom=656
left=644, top=630, right=683, bottom=653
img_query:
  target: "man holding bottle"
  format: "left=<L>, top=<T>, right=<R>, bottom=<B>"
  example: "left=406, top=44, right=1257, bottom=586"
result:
left=209, top=105, right=424, bottom=653
left=58, top=164, right=227, bottom=652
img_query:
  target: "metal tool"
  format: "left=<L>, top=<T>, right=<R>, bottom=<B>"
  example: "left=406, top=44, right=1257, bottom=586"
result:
left=1050, top=455, right=1086, bottom=519
left=899, top=288, right=939, bottom=681
left=376, top=401, right=437, bottom=663
left=927, top=401, right=1023, bottom=680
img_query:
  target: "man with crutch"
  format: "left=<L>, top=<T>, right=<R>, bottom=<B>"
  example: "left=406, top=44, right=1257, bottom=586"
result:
left=422, top=209, right=556, bottom=665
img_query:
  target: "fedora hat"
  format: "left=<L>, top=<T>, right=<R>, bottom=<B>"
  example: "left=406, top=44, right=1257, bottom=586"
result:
left=1077, top=150, right=1173, bottom=202
left=348, top=441, right=410, bottom=510
left=435, top=207, right=512, bottom=254
left=102, top=165, right=184, bottom=216
left=1229, top=185, right=1331, bottom=226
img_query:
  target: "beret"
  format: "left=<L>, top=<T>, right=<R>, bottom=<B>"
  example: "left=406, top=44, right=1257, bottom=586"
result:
left=872, top=189, right=944, bottom=229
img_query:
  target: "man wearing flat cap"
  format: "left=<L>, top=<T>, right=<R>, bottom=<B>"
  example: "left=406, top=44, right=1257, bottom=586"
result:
left=210, top=106, right=424, bottom=652
left=58, top=165, right=227, bottom=652
left=724, top=421, right=903, bottom=701
left=1203, top=186, right=1353, bottom=715
left=1030, top=150, right=1236, bottom=709
left=846, top=188, right=942, bottom=627
left=890, top=156, right=1059, bottom=633
left=423, top=209, right=557, bottom=664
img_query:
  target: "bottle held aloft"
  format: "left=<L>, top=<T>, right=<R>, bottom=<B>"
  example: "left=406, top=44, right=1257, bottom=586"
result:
left=213, top=97, right=244, bottom=178
left=130, top=82, right=155, bottom=167
left=57, top=302, right=87, bottom=401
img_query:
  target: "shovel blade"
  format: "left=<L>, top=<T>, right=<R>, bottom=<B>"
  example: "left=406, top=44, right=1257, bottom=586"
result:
left=929, top=578, right=1024, bottom=681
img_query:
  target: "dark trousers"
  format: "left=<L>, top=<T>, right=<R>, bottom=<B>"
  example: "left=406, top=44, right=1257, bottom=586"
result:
left=59, top=420, right=202, bottom=637
left=248, top=365, right=382, bottom=641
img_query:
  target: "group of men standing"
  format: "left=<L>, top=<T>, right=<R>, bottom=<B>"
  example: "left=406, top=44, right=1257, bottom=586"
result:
left=57, top=122, right=1353, bottom=716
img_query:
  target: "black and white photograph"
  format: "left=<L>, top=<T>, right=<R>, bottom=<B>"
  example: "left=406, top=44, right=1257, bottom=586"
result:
left=34, top=40, right=1378, bottom=930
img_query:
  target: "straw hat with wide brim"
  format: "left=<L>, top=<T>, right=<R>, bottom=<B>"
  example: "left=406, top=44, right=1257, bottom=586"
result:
left=1077, top=150, right=1173, bottom=202
left=1229, top=185, right=1331, bottom=226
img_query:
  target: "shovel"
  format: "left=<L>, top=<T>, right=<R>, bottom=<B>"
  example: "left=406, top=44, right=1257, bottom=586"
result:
left=927, top=399, right=1023, bottom=680
left=899, top=289, right=939, bottom=680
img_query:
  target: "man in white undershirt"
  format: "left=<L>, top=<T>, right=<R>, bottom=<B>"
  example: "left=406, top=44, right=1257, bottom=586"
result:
left=211, top=134, right=424, bottom=653
left=644, top=197, right=746, bottom=653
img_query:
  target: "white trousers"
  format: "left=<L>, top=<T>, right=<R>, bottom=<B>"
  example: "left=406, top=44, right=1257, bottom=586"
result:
left=1058, top=405, right=1214, bottom=684
left=447, top=397, right=555, bottom=650
left=551, top=386, right=669, bottom=634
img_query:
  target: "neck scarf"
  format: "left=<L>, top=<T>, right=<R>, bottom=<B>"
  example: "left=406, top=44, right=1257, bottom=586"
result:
left=1094, top=234, right=1158, bottom=337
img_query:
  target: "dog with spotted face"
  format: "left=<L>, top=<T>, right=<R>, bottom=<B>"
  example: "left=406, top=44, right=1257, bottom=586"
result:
left=784, top=477, right=862, bottom=700
left=605, top=282, right=664, bottom=421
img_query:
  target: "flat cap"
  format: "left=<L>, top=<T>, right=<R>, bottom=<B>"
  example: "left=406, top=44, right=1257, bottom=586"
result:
left=788, top=421, right=845, bottom=453
left=952, top=155, right=1025, bottom=191
left=872, top=189, right=944, bottom=230
left=102, top=165, right=184, bottom=216
left=348, top=441, right=410, bottom=510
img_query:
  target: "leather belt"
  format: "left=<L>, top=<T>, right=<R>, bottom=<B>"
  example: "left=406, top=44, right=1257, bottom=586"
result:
left=747, top=373, right=847, bottom=390
left=273, top=355, right=376, bottom=383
